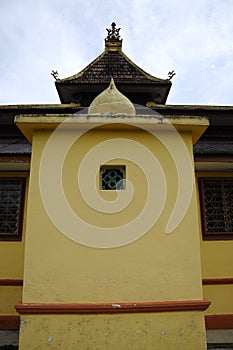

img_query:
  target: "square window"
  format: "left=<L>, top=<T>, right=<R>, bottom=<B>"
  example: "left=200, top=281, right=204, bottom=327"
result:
left=0, top=178, right=26, bottom=241
left=100, top=166, right=125, bottom=190
left=199, top=177, right=233, bottom=240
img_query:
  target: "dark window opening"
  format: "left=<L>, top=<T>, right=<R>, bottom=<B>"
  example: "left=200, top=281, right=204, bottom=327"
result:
left=100, top=166, right=125, bottom=190
left=0, top=178, right=26, bottom=241
left=199, top=177, right=233, bottom=240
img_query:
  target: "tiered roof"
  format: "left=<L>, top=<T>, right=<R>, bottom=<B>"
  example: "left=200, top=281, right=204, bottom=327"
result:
left=55, top=23, right=172, bottom=106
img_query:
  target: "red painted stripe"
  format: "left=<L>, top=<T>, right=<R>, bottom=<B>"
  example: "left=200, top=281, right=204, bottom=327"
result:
left=0, top=315, right=20, bottom=330
left=0, top=279, right=23, bottom=286
left=15, top=300, right=210, bottom=315
left=205, top=314, right=233, bottom=329
left=202, top=278, right=233, bottom=285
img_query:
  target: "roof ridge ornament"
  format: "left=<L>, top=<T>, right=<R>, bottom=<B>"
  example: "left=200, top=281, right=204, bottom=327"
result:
left=106, top=22, right=121, bottom=41
left=105, top=22, right=122, bottom=51
left=167, top=70, right=176, bottom=80
left=51, top=70, right=59, bottom=81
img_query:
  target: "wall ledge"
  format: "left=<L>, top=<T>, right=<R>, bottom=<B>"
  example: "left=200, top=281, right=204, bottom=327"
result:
left=15, top=300, right=210, bottom=315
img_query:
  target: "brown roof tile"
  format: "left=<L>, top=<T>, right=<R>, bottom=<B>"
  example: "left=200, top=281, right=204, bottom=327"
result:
left=59, top=50, right=168, bottom=85
left=194, top=138, right=233, bottom=155
left=0, top=137, right=31, bottom=155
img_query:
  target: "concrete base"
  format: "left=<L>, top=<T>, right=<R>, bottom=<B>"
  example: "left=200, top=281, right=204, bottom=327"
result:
left=0, top=332, right=18, bottom=347
left=207, top=330, right=233, bottom=343
left=207, top=330, right=233, bottom=349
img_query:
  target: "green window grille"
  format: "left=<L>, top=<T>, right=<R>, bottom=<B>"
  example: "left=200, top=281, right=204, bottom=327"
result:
left=100, top=166, right=125, bottom=190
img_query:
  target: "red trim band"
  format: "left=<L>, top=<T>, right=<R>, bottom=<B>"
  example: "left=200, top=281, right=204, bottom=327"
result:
left=3, top=278, right=233, bottom=287
left=0, top=156, right=30, bottom=163
left=15, top=300, right=210, bottom=315
left=0, top=279, right=23, bottom=286
left=202, top=278, right=233, bottom=285
left=0, top=316, right=20, bottom=330
left=4, top=278, right=233, bottom=286
left=195, top=156, right=233, bottom=162
left=205, top=314, right=233, bottom=329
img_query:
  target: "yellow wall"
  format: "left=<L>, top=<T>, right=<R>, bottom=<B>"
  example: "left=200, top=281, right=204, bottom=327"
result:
left=0, top=172, right=28, bottom=316
left=18, top=121, right=207, bottom=349
left=0, top=172, right=28, bottom=279
left=196, top=172, right=233, bottom=315
left=0, top=286, right=22, bottom=315
left=22, top=127, right=204, bottom=303
left=203, top=285, right=233, bottom=314
left=19, top=312, right=206, bottom=350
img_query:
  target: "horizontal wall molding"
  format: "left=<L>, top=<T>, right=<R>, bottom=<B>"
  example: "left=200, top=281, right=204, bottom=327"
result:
left=195, top=156, right=233, bottom=162
left=202, top=278, right=233, bottom=285
left=205, top=314, right=233, bottom=329
left=5, top=278, right=233, bottom=286
left=15, top=300, right=210, bottom=315
left=0, top=279, right=23, bottom=286
left=5, top=278, right=233, bottom=287
left=0, top=315, right=20, bottom=330
left=0, top=156, right=30, bottom=163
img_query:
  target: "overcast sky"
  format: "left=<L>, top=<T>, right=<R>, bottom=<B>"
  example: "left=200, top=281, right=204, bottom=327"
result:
left=0, top=0, right=233, bottom=106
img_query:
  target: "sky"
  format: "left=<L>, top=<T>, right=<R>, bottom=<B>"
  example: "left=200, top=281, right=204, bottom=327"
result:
left=0, top=0, right=233, bottom=106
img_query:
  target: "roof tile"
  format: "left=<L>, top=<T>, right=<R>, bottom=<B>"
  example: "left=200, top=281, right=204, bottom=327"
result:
left=59, top=51, right=168, bottom=85
left=0, top=137, right=31, bottom=155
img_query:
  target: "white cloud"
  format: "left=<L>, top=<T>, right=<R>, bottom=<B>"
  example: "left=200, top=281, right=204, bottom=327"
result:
left=0, top=0, right=232, bottom=105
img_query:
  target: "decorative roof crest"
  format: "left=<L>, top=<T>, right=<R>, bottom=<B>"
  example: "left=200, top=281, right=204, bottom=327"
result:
left=106, top=22, right=121, bottom=41
left=51, top=70, right=60, bottom=81
left=167, top=70, right=176, bottom=80
left=105, top=22, right=122, bottom=51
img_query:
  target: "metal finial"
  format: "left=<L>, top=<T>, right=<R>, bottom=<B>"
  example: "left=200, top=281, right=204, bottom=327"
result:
left=168, top=70, right=176, bottom=80
left=106, top=22, right=121, bottom=41
left=51, top=70, right=59, bottom=81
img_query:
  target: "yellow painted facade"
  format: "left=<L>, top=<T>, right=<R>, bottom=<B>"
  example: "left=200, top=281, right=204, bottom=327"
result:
left=14, top=114, right=209, bottom=349
left=0, top=172, right=28, bottom=316
left=0, top=110, right=232, bottom=348
left=0, top=172, right=28, bottom=278
left=196, top=172, right=233, bottom=317
left=0, top=286, right=22, bottom=315
left=20, top=313, right=207, bottom=350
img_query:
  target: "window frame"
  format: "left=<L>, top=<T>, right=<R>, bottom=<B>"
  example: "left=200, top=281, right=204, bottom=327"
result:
left=100, top=165, right=126, bottom=190
left=198, top=177, right=233, bottom=241
left=0, top=177, right=26, bottom=241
